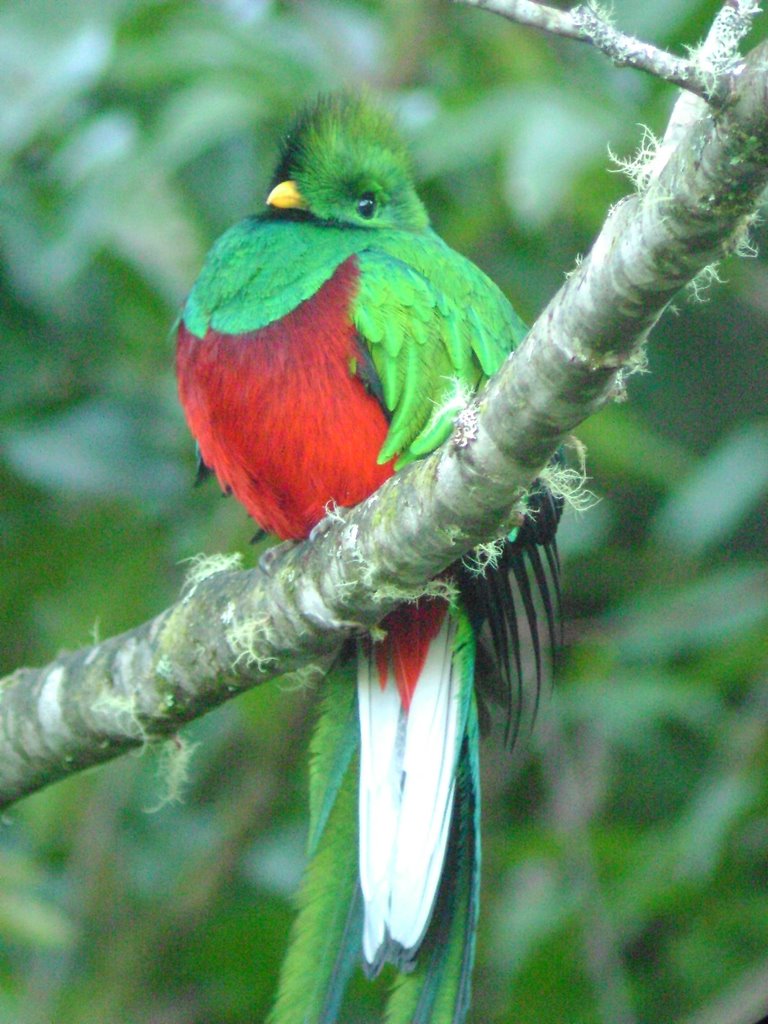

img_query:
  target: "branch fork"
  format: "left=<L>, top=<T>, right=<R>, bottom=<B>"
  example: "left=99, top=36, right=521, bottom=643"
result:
left=457, top=0, right=762, bottom=105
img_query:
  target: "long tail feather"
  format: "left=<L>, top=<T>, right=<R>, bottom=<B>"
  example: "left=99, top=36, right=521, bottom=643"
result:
left=510, top=553, right=542, bottom=692
left=544, top=541, right=564, bottom=645
left=526, top=544, right=558, bottom=656
left=307, top=657, right=360, bottom=854
left=358, top=605, right=468, bottom=972
left=268, top=666, right=362, bottom=1024
left=383, top=696, right=481, bottom=1024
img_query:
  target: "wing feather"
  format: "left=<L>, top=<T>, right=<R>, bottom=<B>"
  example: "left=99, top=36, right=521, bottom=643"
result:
left=352, top=234, right=527, bottom=467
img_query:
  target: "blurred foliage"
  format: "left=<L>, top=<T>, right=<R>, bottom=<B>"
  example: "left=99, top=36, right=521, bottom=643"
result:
left=1, top=1, right=767, bottom=1022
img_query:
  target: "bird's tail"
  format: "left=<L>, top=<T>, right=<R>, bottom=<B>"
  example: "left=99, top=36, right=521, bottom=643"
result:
left=268, top=601, right=479, bottom=1024
left=382, top=699, right=480, bottom=1024
left=267, top=662, right=363, bottom=1024
left=357, top=598, right=478, bottom=989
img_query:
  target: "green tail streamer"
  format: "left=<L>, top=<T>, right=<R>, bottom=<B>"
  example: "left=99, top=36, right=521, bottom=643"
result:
left=272, top=606, right=482, bottom=1024
left=268, top=665, right=362, bottom=1024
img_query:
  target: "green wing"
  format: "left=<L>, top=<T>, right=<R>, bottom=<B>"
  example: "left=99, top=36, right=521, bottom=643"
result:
left=352, top=230, right=528, bottom=468
left=182, top=216, right=363, bottom=339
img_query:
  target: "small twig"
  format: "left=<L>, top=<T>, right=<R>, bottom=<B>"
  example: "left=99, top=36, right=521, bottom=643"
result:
left=701, top=0, right=762, bottom=69
left=652, top=0, right=763, bottom=179
left=455, top=0, right=732, bottom=102
left=655, top=0, right=765, bottom=161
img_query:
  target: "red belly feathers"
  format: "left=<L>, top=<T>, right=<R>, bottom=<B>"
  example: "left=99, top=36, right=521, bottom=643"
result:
left=176, top=257, right=394, bottom=540
left=176, top=254, right=445, bottom=708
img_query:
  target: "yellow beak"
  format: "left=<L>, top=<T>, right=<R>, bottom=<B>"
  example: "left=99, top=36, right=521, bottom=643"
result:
left=266, top=179, right=308, bottom=210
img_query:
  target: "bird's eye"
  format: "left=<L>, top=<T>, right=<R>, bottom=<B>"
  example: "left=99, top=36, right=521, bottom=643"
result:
left=357, top=192, right=377, bottom=219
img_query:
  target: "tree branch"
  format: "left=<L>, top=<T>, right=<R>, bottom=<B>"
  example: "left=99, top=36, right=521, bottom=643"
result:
left=649, top=0, right=762, bottom=177
left=454, top=0, right=709, bottom=99
left=455, top=0, right=762, bottom=103
left=3, top=29, right=768, bottom=810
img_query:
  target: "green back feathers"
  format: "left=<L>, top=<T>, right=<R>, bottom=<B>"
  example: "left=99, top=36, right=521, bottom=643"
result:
left=182, top=219, right=362, bottom=339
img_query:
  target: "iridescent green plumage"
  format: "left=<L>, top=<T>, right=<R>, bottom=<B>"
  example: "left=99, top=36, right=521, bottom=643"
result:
left=267, top=666, right=362, bottom=1024
left=353, top=236, right=526, bottom=464
left=177, top=91, right=561, bottom=1024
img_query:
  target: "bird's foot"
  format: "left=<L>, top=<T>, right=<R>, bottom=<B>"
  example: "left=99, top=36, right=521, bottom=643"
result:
left=309, top=503, right=350, bottom=543
left=258, top=540, right=296, bottom=575
left=451, top=400, right=480, bottom=448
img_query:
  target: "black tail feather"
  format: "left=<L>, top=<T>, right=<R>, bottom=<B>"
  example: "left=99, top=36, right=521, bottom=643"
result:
left=544, top=541, right=564, bottom=646
left=458, top=471, right=564, bottom=746
left=526, top=543, right=559, bottom=665
left=510, top=552, right=542, bottom=697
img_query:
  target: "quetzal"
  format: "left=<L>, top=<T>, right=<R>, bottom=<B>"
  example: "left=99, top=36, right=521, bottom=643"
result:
left=176, top=92, right=561, bottom=1024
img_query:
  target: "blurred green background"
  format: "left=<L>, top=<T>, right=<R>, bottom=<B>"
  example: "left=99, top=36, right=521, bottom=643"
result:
left=2, top=1, right=767, bottom=1022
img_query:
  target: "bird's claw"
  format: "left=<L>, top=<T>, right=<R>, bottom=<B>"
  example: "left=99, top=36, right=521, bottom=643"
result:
left=258, top=540, right=295, bottom=575
left=309, top=505, right=349, bottom=543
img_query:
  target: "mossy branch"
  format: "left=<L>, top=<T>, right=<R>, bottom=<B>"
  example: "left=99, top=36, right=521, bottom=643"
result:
left=3, top=30, right=768, bottom=810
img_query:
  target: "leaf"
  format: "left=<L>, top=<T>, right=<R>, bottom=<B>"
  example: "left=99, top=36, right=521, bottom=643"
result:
left=576, top=404, right=691, bottom=488
left=557, top=672, right=723, bottom=747
left=0, top=13, right=111, bottom=159
left=4, top=399, right=186, bottom=512
left=503, top=86, right=616, bottom=229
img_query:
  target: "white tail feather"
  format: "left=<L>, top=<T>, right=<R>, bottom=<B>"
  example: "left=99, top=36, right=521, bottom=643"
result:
left=357, top=613, right=461, bottom=964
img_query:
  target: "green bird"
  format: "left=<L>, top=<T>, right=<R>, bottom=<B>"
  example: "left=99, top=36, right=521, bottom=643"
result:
left=176, top=92, right=561, bottom=1023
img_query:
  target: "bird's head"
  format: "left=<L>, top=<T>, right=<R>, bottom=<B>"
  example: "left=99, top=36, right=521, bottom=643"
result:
left=265, top=92, right=430, bottom=233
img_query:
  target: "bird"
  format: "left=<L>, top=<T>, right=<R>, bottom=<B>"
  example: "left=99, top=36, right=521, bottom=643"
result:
left=176, top=91, right=561, bottom=1024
